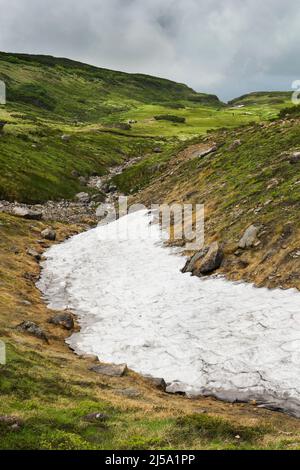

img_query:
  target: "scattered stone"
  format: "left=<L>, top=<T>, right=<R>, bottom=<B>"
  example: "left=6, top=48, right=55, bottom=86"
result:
left=143, top=375, right=167, bottom=391
left=75, top=192, right=91, bottom=204
left=41, top=227, right=56, bottom=241
left=228, top=139, right=242, bottom=151
left=238, top=225, right=260, bottom=249
left=153, top=147, right=162, bottom=153
left=16, top=321, right=49, bottom=343
left=83, top=412, right=109, bottom=422
left=48, top=312, right=74, bottom=330
left=89, top=363, right=127, bottom=377
left=61, top=134, right=71, bottom=142
left=12, top=207, right=42, bottom=220
left=26, top=248, right=41, bottom=261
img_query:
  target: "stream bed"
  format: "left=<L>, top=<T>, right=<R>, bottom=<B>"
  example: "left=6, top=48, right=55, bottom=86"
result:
left=38, top=210, right=300, bottom=417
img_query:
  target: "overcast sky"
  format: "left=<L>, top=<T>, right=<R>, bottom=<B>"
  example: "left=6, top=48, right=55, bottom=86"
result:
left=0, top=0, right=299, bottom=100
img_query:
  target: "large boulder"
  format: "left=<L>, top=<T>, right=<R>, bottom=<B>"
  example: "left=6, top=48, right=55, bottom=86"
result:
left=196, top=242, right=224, bottom=275
left=238, top=225, right=259, bottom=249
left=181, top=247, right=209, bottom=273
left=12, top=207, right=42, bottom=220
left=89, top=363, right=127, bottom=377
left=182, top=242, right=224, bottom=276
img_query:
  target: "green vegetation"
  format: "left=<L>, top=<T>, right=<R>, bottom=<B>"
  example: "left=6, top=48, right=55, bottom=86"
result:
left=0, top=52, right=293, bottom=202
left=154, top=114, right=186, bottom=123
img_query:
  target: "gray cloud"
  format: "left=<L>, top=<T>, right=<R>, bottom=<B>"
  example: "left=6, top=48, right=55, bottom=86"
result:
left=0, top=0, right=299, bottom=100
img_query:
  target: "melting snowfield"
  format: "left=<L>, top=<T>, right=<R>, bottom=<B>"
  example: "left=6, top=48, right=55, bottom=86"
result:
left=38, top=210, right=300, bottom=417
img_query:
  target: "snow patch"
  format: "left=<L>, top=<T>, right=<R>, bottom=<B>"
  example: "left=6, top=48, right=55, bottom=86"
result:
left=38, top=210, right=300, bottom=417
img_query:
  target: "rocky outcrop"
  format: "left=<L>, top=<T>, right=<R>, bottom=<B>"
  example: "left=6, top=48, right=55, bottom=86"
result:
left=89, top=363, right=127, bottom=377
left=48, top=312, right=74, bottom=330
left=182, top=242, right=224, bottom=276
left=238, top=225, right=259, bottom=249
left=16, top=321, right=49, bottom=342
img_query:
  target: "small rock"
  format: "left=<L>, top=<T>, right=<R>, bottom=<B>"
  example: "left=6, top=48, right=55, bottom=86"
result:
left=166, top=382, right=187, bottom=396
left=75, top=192, right=91, bottom=204
left=116, top=388, right=141, bottom=398
left=143, top=375, right=167, bottom=391
left=78, top=176, right=88, bottom=186
left=71, top=170, right=80, bottom=178
left=153, top=147, right=162, bottom=153
left=289, top=152, right=300, bottom=164
left=48, top=312, right=74, bottom=330
left=11, top=423, right=21, bottom=431
left=16, top=321, right=49, bottom=343
left=0, top=416, right=22, bottom=427
left=83, top=412, right=109, bottom=422
left=41, top=228, right=56, bottom=241
left=238, top=225, right=259, bottom=249
left=89, top=363, right=127, bottom=377
left=228, top=139, right=242, bottom=151
left=12, top=207, right=42, bottom=220
left=61, top=134, right=71, bottom=142
left=0, top=121, right=7, bottom=132
left=26, top=248, right=41, bottom=261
